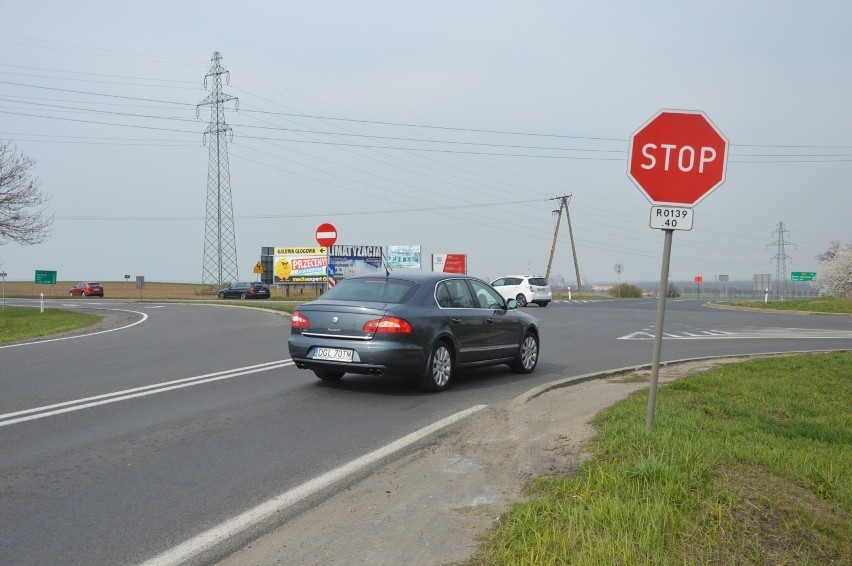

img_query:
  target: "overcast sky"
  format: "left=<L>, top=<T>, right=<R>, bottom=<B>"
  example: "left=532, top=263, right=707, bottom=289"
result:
left=1, top=1, right=850, bottom=287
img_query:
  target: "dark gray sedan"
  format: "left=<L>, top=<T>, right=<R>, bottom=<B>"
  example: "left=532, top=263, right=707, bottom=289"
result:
left=288, top=272, right=540, bottom=392
left=217, top=282, right=270, bottom=300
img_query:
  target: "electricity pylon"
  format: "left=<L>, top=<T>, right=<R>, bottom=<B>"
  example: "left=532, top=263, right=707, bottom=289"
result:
left=197, top=52, right=239, bottom=286
left=766, top=221, right=795, bottom=299
left=545, top=195, right=583, bottom=293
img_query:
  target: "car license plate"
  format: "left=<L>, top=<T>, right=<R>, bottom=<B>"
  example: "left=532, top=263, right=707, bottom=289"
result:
left=312, top=347, right=353, bottom=362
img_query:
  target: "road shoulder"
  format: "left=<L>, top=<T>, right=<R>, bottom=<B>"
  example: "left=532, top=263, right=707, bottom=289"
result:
left=217, top=358, right=746, bottom=566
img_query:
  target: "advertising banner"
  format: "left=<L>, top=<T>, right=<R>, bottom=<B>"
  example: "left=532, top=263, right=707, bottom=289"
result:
left=387, top=245, right=421, bottom=270
left=432, top=253, right=467, bottom=274
left=274, top=246, right=327, bottom=283
left=328, top=244, right=383, bottom=279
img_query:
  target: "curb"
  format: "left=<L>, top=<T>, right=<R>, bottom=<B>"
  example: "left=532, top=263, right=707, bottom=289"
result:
left=511, top=349, right=852, bottom=409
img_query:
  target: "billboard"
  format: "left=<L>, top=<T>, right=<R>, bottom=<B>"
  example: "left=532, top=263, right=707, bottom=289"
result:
left=432, top=253, right=467, bottom=274
left=274, top=246, right=327, bottom=283
left=328, top=245, right=383, bottom=279
left=387, top=245, right=421, bottom=270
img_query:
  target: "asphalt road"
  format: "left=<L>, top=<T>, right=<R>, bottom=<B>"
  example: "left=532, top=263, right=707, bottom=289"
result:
left=1, top=298, right=850, bottom=565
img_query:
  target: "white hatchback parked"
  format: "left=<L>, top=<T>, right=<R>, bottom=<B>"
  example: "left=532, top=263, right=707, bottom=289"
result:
left=490, top=275, right=552, bottom=307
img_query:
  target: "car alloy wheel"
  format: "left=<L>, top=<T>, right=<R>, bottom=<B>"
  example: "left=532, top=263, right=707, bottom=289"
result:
left=510, top=331, right=539, bottom=374
left=515, top=293, right=527, bottom=307
left=418, top=341, right=453, bottom=392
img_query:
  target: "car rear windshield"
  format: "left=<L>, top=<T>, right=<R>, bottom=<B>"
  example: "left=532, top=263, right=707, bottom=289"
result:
left=322, top=278, right=418, bottom=303
left=528, top=278, right=548, bottom=286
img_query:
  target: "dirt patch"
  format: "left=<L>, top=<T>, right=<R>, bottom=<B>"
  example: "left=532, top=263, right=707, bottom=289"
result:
left=216, top=358, right=756, bottom=566
left=702, top=466, right=848, bottom=565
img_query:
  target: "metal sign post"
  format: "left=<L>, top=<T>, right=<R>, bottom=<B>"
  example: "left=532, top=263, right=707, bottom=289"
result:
left=647, top=229, right=673, bottom=429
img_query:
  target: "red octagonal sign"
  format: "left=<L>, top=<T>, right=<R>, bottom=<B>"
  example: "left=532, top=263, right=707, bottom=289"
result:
left=628, top=110, right=728, bottom=207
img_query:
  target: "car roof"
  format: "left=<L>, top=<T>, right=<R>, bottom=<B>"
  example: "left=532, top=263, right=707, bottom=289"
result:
left=347, top=272, right=486, bottom=284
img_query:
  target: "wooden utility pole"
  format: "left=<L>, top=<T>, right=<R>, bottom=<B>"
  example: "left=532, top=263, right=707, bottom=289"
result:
left=545, top=195, right=583, bottom=293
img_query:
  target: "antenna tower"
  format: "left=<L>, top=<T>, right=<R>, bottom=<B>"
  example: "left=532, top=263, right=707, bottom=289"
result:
left=197, top=52, right=240, bottom=285
left=545, top=194, right=583, bottom=293
left=766, top=221, right=795, bottom=299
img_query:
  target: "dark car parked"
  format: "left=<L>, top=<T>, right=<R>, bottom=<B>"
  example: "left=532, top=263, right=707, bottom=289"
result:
left=288, top=272, right=540, bottom=392
left=69, top=282, right=104, bottom=297
left=217, top=282, right=270, bottom=300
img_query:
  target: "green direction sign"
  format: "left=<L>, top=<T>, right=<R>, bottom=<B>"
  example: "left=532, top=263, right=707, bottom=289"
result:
left=35, top=269, right=57, bottom=285
left=791, top=271, right=816, bottom=282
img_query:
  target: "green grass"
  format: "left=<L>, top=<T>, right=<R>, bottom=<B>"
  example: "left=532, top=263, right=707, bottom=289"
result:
left=718, top=296, right=852, bottom=314
left=471, top=353, right=852, bottom=565
left=0, top=307, right=103, bottom=344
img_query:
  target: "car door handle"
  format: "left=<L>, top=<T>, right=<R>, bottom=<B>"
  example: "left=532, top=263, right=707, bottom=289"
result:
left=450, top=318, right=462, bottom=324
left=486, top=318, right=495, bottom=324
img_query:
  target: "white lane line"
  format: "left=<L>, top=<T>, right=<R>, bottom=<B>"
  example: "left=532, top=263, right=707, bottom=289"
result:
left=618, top=328, right=852, bottom=340
left=0, top=308, right=149, bottom=349
left=138, top=404, right=487, bottom=566
left=0, top=360, right=294, bottom=427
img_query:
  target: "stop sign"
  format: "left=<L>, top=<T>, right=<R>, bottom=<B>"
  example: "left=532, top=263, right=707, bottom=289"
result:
left=628, top=110, right=728, bottom=207
left=315, top=223, right=337, bottom=247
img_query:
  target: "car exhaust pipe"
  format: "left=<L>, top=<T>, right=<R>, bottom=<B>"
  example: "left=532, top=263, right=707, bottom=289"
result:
left=369, top=369, right=383, bottom=376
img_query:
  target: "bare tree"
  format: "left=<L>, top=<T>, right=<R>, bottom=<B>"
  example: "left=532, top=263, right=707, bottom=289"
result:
left=816, top=241, right=851, bottom=264
left=0, top=141, right=53, bottom=245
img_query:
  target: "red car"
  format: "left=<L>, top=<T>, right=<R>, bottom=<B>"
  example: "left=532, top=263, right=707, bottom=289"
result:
left=69, top=282, right=104, bottom=297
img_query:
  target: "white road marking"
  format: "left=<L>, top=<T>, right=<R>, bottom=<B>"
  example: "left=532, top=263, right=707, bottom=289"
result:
left=137, top=404, right=487, bottom=566
left=0, top=360, right=294, bottom=427
left=619, top=328, right=852, bottom=340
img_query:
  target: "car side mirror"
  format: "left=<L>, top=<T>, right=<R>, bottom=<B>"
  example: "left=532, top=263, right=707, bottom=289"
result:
left=506, top=298, right=518, bottom=310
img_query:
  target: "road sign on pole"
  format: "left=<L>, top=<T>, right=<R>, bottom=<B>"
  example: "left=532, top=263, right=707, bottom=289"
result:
left=315, top=223, right=338, bottom=247
left=791, top=271, right=816, bottom=282
left=628, top=110, right=729, bottom=207
left=627, top=109, right=729, bottom=430
left=34, top=270, right=57, bottom=285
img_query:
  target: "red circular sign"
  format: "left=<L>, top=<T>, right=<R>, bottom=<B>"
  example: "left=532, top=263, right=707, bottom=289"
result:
left=315, top=223, right=337, bottom=247
left=628, top=110, right=728, bottom=207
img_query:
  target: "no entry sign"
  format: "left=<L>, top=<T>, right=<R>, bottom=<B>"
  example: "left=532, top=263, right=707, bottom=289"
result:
left=315, top=223, right=337, bottom=247
left=628, top=110, right=728, bottom=207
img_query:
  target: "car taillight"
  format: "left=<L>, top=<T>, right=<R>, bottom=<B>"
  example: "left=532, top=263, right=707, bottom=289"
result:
left=363, top=316, right=413, bottom=334
left=291, top=311, right=310, bottom=329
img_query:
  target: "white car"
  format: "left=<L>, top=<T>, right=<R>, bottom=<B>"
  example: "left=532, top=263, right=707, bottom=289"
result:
left=490, top=275, right=552, bottom=307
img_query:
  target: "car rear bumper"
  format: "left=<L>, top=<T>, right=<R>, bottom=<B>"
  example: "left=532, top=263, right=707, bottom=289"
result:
left=288, top=334, right=427, bottom=378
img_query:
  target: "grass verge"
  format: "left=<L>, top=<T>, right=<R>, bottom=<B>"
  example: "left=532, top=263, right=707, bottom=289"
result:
left=0, top=307, right=102, bottom=344
left=470, top=353, right=852, bottom=565
left=717, top=296, right=852, bottom=314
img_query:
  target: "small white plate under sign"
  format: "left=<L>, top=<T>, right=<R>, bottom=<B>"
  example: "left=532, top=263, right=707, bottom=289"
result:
left=650, top=206, right=694, bottom=231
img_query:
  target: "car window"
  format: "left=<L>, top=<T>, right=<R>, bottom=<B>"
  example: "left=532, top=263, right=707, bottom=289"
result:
left=436, top=279, right=475, bottom=309
left=435, top=283, right=453, bottom=308
left=491, top=278, right=506, bottom=287
left=528, top=278, right=549, bottom=286
left=322, top=278, right=418, bottom=304
left=470, top=280, right=505, bottom=309
left=506, top=277, right=522, bottom=286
